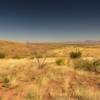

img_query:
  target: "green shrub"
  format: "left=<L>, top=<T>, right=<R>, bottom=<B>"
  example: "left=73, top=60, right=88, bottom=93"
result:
left=74, top=59, right=93, bottom=71
left=73, top=58, right=100, bottom=73
left=0, top=52, right=5, bottom=58
left=56, top=58, right=65, bottom=66
left=69, top=48, right=82, bottom=59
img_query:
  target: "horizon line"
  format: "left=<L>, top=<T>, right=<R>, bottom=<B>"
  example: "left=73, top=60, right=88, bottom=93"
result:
left=0, top=39, right=100, bottom=44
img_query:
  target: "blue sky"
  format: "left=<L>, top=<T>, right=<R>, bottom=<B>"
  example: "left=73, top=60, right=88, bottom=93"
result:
left=0, top=0, right=100, bottom=42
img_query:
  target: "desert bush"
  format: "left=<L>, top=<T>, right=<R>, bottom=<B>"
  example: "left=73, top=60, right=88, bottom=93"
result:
left=69, top=48, right=82, bottom=59
left=93, top=59, right=100, bottom=72
left=1, top=76, right=10, bottom=88
left=56, top=58, right=65, bottom=66
left=0, top=52, right=5, bottom=58
left=73, top=59, right=93, bottom=71
left=73, top=58, right=100, bottom=72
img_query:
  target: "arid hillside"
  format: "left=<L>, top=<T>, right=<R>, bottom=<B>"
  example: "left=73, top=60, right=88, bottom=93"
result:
left=0, top=40, right=100, bottom=58
left=0, top=40, right=67, bottom=58
left=0, top=58, right=100, bottom=100
left=0, top=40, right=100, bottom=100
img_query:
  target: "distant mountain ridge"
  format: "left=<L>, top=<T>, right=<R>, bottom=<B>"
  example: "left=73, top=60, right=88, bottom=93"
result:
left=0, top=39, right=100, bottom=44
left=64, top=40, right=100, bottom=44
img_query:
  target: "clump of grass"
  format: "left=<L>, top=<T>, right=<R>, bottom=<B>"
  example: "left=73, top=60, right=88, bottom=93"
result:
left=0, top=52, right=5, bottom=59
left=25, top=90, right=39, bottom=100
left=1, top=76, right=10, bottom=88
left=93, top=59, right=100, bottom=72
left=74, top=59, right=92, bottom=71
left=69, top=48, right=82, bottom=59
left=74, top=86, right=100, bottom=100
left=73, top=58, right=100, bottom=72
left=56, top=58, right=65, bottom=66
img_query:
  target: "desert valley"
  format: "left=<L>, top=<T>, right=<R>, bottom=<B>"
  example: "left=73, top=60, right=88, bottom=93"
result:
left=0, top=40, right=99, bottom=100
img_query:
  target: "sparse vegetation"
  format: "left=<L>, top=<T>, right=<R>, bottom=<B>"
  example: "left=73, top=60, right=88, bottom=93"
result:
left=74, top=86, right=100, bottom=100
left=0, top=42, right=99, bottom=99
left=93, top=59, right=100, bottom=72
left=73, top=58, right=100, bottom=72
left=69, top=48, right=82, bottom=59
left=27, top=42, right=47, bottom=69
left=56, top=58, right=65, bottom=65
left=25, top=91, right=39, bottom=100
left=1, top=75, right=10, bottom=88
left=13, top=55, right=22, bottom=59
left=0, top=52, right=5, bottom=58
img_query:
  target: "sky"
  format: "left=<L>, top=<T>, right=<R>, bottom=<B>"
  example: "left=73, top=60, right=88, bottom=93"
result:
left=0, top=0, right=100, bottom=42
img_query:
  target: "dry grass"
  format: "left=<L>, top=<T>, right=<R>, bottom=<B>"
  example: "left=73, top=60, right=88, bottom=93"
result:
left=0, top=58, right=99, bottom=100
left=0, top=40, right=100, bottom=58
left=0, top=41, right=99, bottom=99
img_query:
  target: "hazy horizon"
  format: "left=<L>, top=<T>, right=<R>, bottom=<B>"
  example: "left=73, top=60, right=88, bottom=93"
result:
left=0, top=0, right=100, bottom=42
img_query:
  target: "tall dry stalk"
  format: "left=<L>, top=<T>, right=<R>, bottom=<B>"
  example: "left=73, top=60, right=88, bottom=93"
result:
left=26, top=42, right=47, bottom=68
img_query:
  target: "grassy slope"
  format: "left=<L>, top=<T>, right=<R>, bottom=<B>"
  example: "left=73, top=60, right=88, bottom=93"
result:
left=0, top=40, right=99, bottom=99
left=0, top=59, right=99, bottom=100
